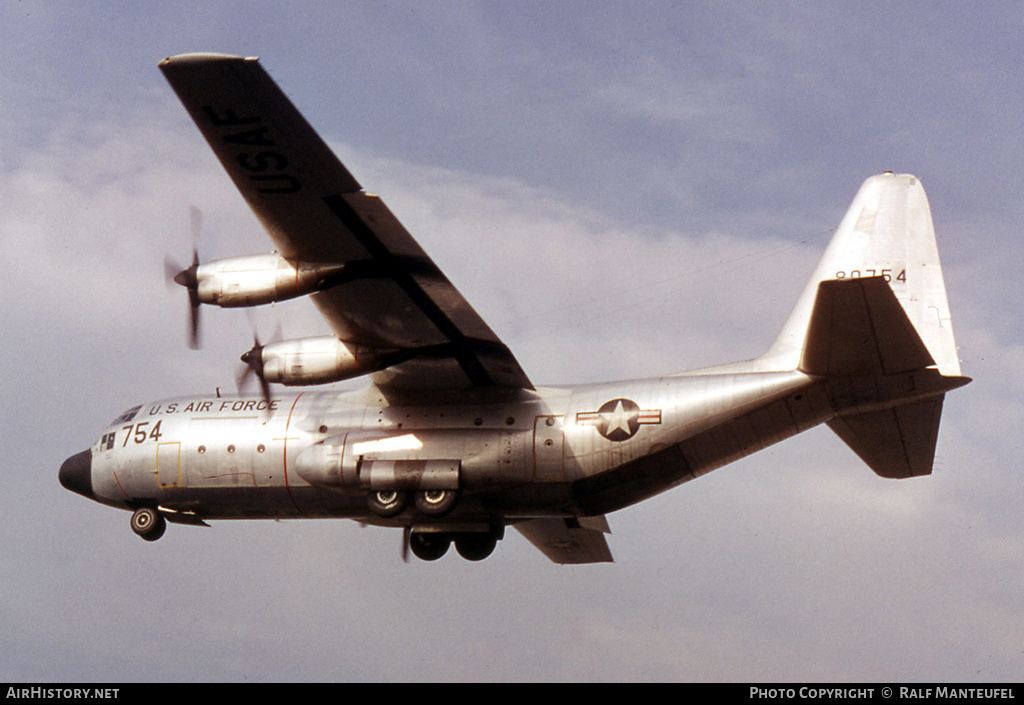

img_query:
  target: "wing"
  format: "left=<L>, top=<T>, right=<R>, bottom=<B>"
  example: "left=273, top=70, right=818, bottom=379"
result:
left=514, top=516, right=614, bottom=564
left=159, top=53, right=532, bottom=393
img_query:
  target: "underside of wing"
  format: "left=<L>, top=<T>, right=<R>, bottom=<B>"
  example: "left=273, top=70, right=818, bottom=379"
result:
left=159, top=53, right=532, bottom=394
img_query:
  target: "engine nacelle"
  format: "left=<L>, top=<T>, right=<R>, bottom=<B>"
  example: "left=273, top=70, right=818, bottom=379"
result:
left=258, top=336, right=397, bottom=386
left=195, top=254, right=345, bottom=307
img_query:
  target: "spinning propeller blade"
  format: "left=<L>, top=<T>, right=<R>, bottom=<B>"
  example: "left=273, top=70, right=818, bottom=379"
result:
left=166, top=207, right=205, bottom=349
left=236, top=315, right=281, bottom=408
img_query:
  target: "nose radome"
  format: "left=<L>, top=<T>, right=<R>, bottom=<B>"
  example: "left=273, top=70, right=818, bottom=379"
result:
left=59, top=450, right=94, bottom=500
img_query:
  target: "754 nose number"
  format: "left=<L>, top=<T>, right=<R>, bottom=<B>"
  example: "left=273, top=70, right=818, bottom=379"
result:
left=120, top=420, right=163, bottom=446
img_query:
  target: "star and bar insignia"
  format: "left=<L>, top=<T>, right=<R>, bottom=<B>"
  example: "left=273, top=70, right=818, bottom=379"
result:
left=576, top=398, right=662, bottom=442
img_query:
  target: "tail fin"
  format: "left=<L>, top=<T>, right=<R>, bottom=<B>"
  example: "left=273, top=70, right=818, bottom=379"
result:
left=763, top=172, right=963, bottom=377
left=763, top=173, right=970, bottom=478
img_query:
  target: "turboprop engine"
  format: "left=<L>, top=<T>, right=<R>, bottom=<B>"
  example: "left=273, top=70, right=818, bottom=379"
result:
left=167, top=252, right=349, bottom=348
left=173, top=253, right=346, bottom=308
left=240, top=335, right=399, bottom=386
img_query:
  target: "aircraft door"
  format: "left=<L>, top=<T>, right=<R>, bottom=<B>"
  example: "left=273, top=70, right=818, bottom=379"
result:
left=533, top=416, right=565, bottom=481
left=157, top=442, right=182, bottom=488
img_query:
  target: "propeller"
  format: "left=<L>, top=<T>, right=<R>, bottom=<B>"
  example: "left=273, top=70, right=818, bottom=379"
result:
left=165, top=206, right=205, bottom=349
left=402, top=526, right=411, bottom=563
left=237, top=332, right=272, bottom=408
left=236, top=314, right=280, bottom=408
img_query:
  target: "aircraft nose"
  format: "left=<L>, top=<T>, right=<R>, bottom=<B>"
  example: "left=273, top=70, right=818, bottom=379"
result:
left=59, top=450, right=95, bottom=500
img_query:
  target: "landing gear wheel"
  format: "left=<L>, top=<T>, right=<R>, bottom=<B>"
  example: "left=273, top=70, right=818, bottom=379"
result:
left=368, top=490, right=410, bottom=518
left=455, top=532, right=498, bottom=561
left=409, top=532, right=451, bottom=561
left=415, top=489, right=459, bottom=518
left=130, top=507, right=166, bottom=542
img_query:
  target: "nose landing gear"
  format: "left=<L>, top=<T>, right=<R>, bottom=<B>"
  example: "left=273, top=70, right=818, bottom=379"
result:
left=130, top=507, right=166, bottom=542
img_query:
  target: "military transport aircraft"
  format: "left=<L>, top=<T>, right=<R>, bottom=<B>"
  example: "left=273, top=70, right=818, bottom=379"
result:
left=59, top=53, right=971, bottom=563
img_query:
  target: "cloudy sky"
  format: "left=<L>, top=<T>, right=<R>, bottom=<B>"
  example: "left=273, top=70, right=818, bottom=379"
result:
left=2, top=1, right=1022, bottom=683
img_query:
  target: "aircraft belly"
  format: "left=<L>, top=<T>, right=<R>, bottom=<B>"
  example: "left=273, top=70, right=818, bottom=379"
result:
left=157, top=485, right=368, bottom=520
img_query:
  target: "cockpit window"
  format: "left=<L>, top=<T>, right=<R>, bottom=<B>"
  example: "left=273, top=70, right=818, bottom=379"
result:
left=111, top=405, right=141, bottom=425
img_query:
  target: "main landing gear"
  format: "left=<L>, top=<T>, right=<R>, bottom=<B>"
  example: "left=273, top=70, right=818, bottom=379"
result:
left=367, top=487, right=499, bottom=561
left=407, top=526, right=504, bottom=562
left=130, top=507, right=166, bottom=542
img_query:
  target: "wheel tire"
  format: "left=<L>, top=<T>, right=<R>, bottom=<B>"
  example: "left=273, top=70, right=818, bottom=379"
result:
left=409, top=532, right=451, bottom=561
left=415, top=489, right=458, bottom=518
left=130, top=507, right=166, bottom=542
left=455, top=532, right=498, bottom=561
left=368, top=490, right=410, bottom=518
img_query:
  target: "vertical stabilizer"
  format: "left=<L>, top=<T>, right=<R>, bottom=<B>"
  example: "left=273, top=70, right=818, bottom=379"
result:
left=761, top=173, right=962, bottom=377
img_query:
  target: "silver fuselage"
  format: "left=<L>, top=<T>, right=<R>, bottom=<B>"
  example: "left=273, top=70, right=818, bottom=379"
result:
left=77, top=369, right=824, bottom=525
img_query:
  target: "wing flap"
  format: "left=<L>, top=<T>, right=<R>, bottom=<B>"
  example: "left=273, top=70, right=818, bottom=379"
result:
left=338, top=192, right=431, bottom=259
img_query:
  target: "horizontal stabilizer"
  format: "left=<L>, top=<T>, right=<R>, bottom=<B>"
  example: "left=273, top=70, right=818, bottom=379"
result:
left=515, top=516, right=613, bottom=564
left=827, top=397, right=944, bottom=478
left=800, top=277, right=934, bottom=377
left=802, top=276, right=964, bottom=477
